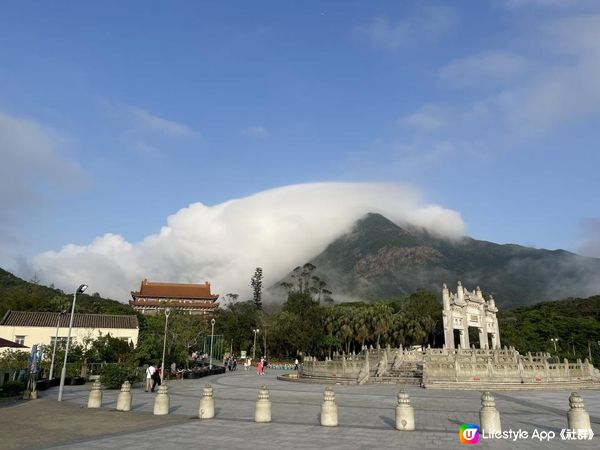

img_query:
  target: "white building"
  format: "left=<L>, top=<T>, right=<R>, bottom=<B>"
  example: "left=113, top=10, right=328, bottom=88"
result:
left=0, top=311, right=139, bottom=350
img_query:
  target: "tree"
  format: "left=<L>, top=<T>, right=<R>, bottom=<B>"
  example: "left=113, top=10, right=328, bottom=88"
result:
left=251, top=267, right=263, bottom=310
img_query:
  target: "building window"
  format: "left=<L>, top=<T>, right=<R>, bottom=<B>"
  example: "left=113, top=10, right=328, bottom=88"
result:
left=15, top=336, right=25, bottom=345
left=50, top=337, right=68, bottom=347
left=119, top=337, right=129, bottom=342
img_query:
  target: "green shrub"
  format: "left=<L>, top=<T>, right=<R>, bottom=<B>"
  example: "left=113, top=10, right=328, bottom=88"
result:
left=2, top=380, right=26, bottom=396
left=99, top=364, right=140, bottom=389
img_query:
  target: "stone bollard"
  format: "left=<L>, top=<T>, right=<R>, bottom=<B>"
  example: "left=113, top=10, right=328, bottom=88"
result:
left=87, top=381, right=102, bottom=408
left=479, top=392, right=501, bottom=434
left=320, top=386, right=338, bottom=427
left=255, top=385, right=272, bottom=423
left=199, top=384, right=215, bottom=419
left=567, top=392, right=591, bottom=431
left=153, top=384, right=169, bottom=415
left=116, top=380, right=132, bottom=411
left=395, top=389, right=415, bottom=431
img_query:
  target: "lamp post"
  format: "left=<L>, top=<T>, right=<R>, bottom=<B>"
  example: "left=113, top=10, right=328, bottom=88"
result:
left=209, top=318, right=216, bottom=369
left=49, top=310, right=67, bottom=380
left=58, top=283, right=87, bottom=401
left=252, top=328, right=260, bottom=360
left=550, top=338, right=559, bottom=352
left=160, top=307, right=171, bottom=383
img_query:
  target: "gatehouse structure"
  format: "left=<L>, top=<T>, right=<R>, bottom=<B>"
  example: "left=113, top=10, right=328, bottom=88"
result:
left=442, top=282, right=500, bottom=350
left=129, top=279, right=219, bottom=316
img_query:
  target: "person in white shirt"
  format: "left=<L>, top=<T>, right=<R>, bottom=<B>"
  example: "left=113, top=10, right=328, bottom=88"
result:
left=146, top=364, right=156, bottom=392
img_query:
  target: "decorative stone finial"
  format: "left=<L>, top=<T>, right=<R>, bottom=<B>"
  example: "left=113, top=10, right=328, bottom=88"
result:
left=395, top=389, right=415, bottom=431
left=199, top=383, right=215, bottom=419
left=569, top=392, right=584, bottom=410
left=320, top=387, right=338, bottom=427
left=567, top=392, right=591, bottom=431
left=255, top=385, right=271, bottom=423
left=87, top=381, right=102, bottom=409
left=479, top=391, right=501, bottom=434
left=323, top=386, right=335, bottom=402
left=203, top=384, right=214, bottom=397
left=397, top=389, right=410, bottom=406
left=258, top=385, right=269, bottom=400
left=153, top=384, right=169, bottom=415
left=481, top=391, right=495, bottom=408
left=116, top=380, right=132, bottom=411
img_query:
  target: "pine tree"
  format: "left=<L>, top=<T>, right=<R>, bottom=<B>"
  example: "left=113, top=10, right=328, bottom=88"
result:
left=250, top=267, right=263, bottom=310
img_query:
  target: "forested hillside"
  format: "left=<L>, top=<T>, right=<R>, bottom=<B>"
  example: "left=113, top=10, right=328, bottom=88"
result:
left=0, top=268, right=134, bottom=318
left=499, top=295, right=600, bottom=362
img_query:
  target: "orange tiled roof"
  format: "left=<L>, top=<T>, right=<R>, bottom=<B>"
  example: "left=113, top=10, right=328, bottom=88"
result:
left=131, top=279, right=219, bottom=301
left=0, top=311, right=138, bottom=329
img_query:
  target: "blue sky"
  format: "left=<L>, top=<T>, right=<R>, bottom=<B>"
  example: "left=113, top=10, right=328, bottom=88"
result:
left=1, top=1, right=600, bottom=297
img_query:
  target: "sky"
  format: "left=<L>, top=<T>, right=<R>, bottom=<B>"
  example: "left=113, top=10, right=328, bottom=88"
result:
left=1, top=1, right=599, bottom=300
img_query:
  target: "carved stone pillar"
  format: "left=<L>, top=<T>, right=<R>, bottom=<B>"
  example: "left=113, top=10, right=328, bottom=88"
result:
left=462, top=326, right=470, bottom=349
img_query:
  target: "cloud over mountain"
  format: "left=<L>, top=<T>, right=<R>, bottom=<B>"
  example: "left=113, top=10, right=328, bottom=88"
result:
left=23, top=183, right=465, bottom=301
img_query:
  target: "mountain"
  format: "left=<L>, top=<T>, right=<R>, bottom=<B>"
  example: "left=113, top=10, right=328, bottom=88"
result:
left=298, top=213, right=600, bottom=308
left=0, top=267, right=135, bottom=318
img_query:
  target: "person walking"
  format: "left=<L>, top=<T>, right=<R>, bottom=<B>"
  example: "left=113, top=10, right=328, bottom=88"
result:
left=256, top=358, right=263, bottom=375
left=151, top=366, right=162, bottom=392
left=146, top=363, right=156, bottom=392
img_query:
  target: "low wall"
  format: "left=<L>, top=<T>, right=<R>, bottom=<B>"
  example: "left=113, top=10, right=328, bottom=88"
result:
left=293, top=348, right=600, bottom=389
left=423, top=349, right=600, bottom=387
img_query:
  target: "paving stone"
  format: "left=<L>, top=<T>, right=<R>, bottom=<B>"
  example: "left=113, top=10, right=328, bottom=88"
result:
left=1, top=370, right=597, bottom=449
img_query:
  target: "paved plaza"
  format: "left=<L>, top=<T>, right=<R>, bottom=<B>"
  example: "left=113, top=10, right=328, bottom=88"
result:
left=1, top=370, right=598, bottom=449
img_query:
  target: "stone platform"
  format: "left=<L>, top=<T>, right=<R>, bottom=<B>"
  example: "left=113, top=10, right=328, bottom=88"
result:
left=1, top=370, right=598, bottom=449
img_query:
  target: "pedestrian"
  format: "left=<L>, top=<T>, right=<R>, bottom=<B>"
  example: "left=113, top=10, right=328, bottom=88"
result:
left=294, top=358, right=299, bottom=370
left=256, top=358, right=263, bottom=375
left=233, top=357, right=237, bottom=371
left=146, top=363, right=156, bottom=392
left=152, top=366, right=162, bottom=392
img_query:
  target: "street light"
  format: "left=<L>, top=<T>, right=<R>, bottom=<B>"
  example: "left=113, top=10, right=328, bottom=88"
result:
left=160, top=307, right=171, bottom=383
left=252, top=328, right=260, bottom=360
left=209, top=318, right=216, bottom=369
left=550, top=338, right=559, bottom=352
left=58, top=283, right=87, bottom=401
left=49, top=310, right=67, bottom=380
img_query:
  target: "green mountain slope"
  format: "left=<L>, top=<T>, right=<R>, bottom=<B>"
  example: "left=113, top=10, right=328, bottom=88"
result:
left=304, top=213, right=600, bottom=308
left=499, top=295, right=600, bottom=360
left=0, top=267, right=135, bottom=318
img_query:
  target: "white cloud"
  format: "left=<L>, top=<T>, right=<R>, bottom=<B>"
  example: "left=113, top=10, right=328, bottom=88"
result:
left=243, top=125, right=269, bottom=138
left=577, top=218, right=600, bottom=258
left=0, top=110, right=84, bottom=261
left=25, top=183, right=466, bottom=301
left=401, top=104, right=452, bottom=131
left=439, top=51, right=533, bottom=88
left=355, top=7, right=455, bottom=52
left=128, top=106, right=199, bottom=137
left=502, top=0, right=596, bottom=8
left=403, top=14, right=600, bottom=139
left=101, top=99, right=200, bottom=138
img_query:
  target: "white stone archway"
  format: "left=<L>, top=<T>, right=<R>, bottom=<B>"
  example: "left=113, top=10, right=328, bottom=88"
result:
left=442, top=282, right=501, bottom=349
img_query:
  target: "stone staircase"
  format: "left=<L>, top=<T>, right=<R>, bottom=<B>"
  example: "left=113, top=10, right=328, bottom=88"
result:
left=373, top=361, right=423, bottom=385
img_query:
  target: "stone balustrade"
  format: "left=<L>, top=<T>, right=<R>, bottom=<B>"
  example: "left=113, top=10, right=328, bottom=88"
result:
left=296, top=347, right=599, bottom=388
